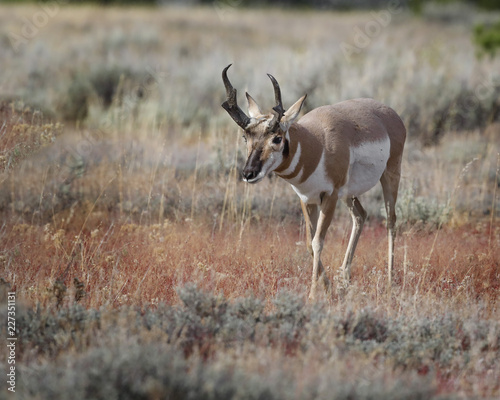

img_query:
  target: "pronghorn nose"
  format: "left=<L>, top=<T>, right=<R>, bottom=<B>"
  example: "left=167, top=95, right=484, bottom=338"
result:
left=242, top=168, right=259, bottom=182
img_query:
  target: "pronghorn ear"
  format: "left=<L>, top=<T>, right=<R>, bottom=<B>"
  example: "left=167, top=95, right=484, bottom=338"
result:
left=246, top=92, right=263, bottom=118
left=280, top=94, right=307, bottom=131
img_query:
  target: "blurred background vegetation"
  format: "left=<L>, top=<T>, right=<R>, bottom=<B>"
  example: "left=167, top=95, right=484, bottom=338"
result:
left=0, top=0, right=499, bottom=226
left=0, top=0, right=499, bottom=9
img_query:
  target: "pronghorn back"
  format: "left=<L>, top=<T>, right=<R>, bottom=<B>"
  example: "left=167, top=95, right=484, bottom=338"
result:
left=297, top=98, right=406, bottom=163
left=300, top=98, right=404, bottom=137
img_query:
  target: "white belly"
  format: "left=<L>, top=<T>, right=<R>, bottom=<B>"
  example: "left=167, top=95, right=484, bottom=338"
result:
left=338, top=136, right=390, bottom=198
left=289, top=151, right=334, bottom=205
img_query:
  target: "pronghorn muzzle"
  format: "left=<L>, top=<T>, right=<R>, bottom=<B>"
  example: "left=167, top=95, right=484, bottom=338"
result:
left=242, top=148, right=263, bottom=183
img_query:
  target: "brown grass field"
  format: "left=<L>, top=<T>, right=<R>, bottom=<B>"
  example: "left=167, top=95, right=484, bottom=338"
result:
left=0, top=3, right=499, bottom=399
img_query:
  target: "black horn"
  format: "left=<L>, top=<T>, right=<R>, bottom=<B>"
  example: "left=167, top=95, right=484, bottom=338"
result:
left=221, top=64, right=251, bottom=130
left=267, top=73, right=285, bottom=132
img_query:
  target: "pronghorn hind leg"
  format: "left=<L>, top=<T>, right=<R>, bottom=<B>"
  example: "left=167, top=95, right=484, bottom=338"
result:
left=340, top=197, right=367, bottom=282
left=380, top=169, right=401, bottom=284
left=301, top=201, right=332, bottom=297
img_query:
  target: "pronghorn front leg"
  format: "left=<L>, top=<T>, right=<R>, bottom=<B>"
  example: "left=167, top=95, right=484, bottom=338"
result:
left=301, top=201, right=331, bottom=297
left=309, top=191, right=338, bottom=300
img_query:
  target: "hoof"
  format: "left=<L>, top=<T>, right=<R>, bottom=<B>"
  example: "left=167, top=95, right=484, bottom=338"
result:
left=308, top=287, right=317, bottom=302
left=341, top=268, right=351, bottom=284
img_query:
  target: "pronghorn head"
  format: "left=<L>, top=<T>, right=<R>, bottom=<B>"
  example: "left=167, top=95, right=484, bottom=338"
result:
left=221, top=64, right=307, bottom=183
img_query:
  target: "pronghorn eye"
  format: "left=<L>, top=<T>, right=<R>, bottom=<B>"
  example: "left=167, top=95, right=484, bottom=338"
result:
left=272, top=136, right=282, bottom=145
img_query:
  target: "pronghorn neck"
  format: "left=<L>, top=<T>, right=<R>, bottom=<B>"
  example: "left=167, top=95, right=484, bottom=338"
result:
left=274, top=124, right=323, bottom=181
left=274, top=124, right=333, bottom=205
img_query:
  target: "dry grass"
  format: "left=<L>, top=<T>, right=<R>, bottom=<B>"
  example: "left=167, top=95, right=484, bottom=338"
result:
left=2, top=217, right=499, bottom=398
left=2, top=217, right=499, bottom=310
left=0, top=3, right=499, bottom=399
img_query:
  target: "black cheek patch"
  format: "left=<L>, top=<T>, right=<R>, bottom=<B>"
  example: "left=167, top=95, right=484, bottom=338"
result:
left=283, top=139, right=289, bottom=158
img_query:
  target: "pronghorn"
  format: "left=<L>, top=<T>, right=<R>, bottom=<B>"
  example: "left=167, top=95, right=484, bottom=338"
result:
left=221, top=64, right=406, bottom=299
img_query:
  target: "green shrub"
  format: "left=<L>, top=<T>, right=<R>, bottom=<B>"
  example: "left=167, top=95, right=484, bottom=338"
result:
left=474, top=21, right=500, bottom=58
left=89, top=66, right=134, bottom=108
left=58, top=77, right=92, bottom=121
left=58, top=67, right=142, bottom=121
left=392, top=187, right=453, bottom=229
left=9, top=286, right=500, bottom=399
